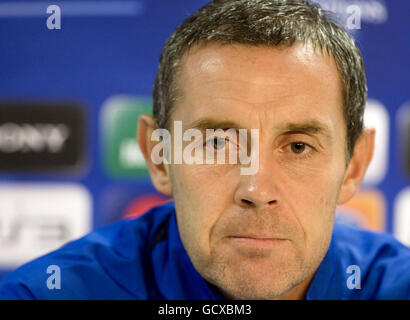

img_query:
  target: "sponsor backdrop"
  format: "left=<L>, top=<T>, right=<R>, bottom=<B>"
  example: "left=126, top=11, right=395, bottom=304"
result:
left=0, top=0, right=409, bottom=280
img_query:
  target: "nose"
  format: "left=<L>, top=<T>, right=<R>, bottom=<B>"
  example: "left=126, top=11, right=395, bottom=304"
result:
left=233, top=152, right=279, bottom=209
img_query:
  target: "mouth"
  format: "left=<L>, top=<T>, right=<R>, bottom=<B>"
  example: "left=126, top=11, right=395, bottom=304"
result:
left=226, top=234, right=287, bottom=250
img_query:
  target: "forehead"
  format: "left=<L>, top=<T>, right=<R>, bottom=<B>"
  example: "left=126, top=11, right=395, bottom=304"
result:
left=174, top=43, right=344, bottom=129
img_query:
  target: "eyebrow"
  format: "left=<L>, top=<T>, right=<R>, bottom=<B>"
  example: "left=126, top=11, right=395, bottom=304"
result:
left=188, top=119, right=243, bottom=131
left=277, top=120, right=333, bottom=140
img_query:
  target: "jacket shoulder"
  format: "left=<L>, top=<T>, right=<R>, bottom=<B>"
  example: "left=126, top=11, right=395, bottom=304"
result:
left=333, top=224, right=410, bottom=299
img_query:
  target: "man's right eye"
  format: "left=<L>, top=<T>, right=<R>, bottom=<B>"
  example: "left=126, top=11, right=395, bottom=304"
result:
left=211, top=137, right=227, bottom=150
left=204, top=137, right=229, bottom=151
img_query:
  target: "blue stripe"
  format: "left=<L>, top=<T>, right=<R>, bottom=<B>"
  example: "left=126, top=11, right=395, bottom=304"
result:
left=0, top=1, right=143, bottom=17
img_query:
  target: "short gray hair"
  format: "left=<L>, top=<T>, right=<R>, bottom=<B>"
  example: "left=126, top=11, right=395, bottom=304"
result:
left=153, top=0, right=367, bottom=159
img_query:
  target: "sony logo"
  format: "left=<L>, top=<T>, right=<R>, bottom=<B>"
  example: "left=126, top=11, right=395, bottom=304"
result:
left=0, top=102, right=85, bottom=172
left=0, top=123, right=70, bottom=153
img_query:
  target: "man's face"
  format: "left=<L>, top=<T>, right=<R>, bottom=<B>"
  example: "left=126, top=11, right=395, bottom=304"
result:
left=167, top=43, right=348, bottom=299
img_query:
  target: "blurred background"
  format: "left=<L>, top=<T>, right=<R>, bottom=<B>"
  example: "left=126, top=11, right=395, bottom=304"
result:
left=0, top=0, right=409, bottom=281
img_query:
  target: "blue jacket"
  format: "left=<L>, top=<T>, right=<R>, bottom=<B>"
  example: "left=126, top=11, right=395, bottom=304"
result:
left=0, top=202, right=409, bottom=299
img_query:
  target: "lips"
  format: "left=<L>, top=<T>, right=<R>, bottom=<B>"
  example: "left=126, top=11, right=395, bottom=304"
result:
left=227, top=234, right=287, bottom=248
left=229, top=234, right=286, bottom=241
left=225, top=235, right=287, bottom=254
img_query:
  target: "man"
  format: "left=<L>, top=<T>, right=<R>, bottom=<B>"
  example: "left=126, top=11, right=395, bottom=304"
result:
left=0, top=0, right=409, bottom=300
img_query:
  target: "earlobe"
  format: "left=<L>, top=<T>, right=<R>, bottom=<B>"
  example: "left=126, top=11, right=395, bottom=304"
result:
left=337, top=128, right=375, bottom=205
left=137, top=114, right=173, bottom=196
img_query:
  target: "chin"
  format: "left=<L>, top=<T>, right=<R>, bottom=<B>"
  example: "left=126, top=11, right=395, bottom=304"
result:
left=203, top=260, right=311, bottom=300
left=215, top=277, right=300, bottom=300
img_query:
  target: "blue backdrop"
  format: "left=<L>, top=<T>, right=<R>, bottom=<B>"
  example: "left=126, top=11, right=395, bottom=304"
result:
left=0, top=0, right=409, bottom=281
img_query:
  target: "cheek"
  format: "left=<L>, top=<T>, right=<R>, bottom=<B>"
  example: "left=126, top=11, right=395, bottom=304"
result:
left=276, top=157, right=344, bottom=240
left=170, top=164, right=238, bottom=253
left=277, top=143, right=345, bottom=197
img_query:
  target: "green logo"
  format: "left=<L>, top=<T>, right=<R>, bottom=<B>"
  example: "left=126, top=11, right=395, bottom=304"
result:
left=101, top=95, right=152, bottom=178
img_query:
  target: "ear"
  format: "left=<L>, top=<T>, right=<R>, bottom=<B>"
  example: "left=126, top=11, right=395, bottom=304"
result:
left=337, top=127, right=375, bottom=205
left=137, top=114, right=172, bottom=196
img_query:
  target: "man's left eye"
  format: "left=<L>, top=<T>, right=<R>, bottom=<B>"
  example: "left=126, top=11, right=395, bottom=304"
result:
left=290, top=142, right=310, bottom=154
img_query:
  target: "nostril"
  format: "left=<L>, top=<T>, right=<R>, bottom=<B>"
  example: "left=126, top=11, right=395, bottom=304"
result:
left=241, top=199, right=254, bottom=207
left=238, top=198, right=277, bottom=208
